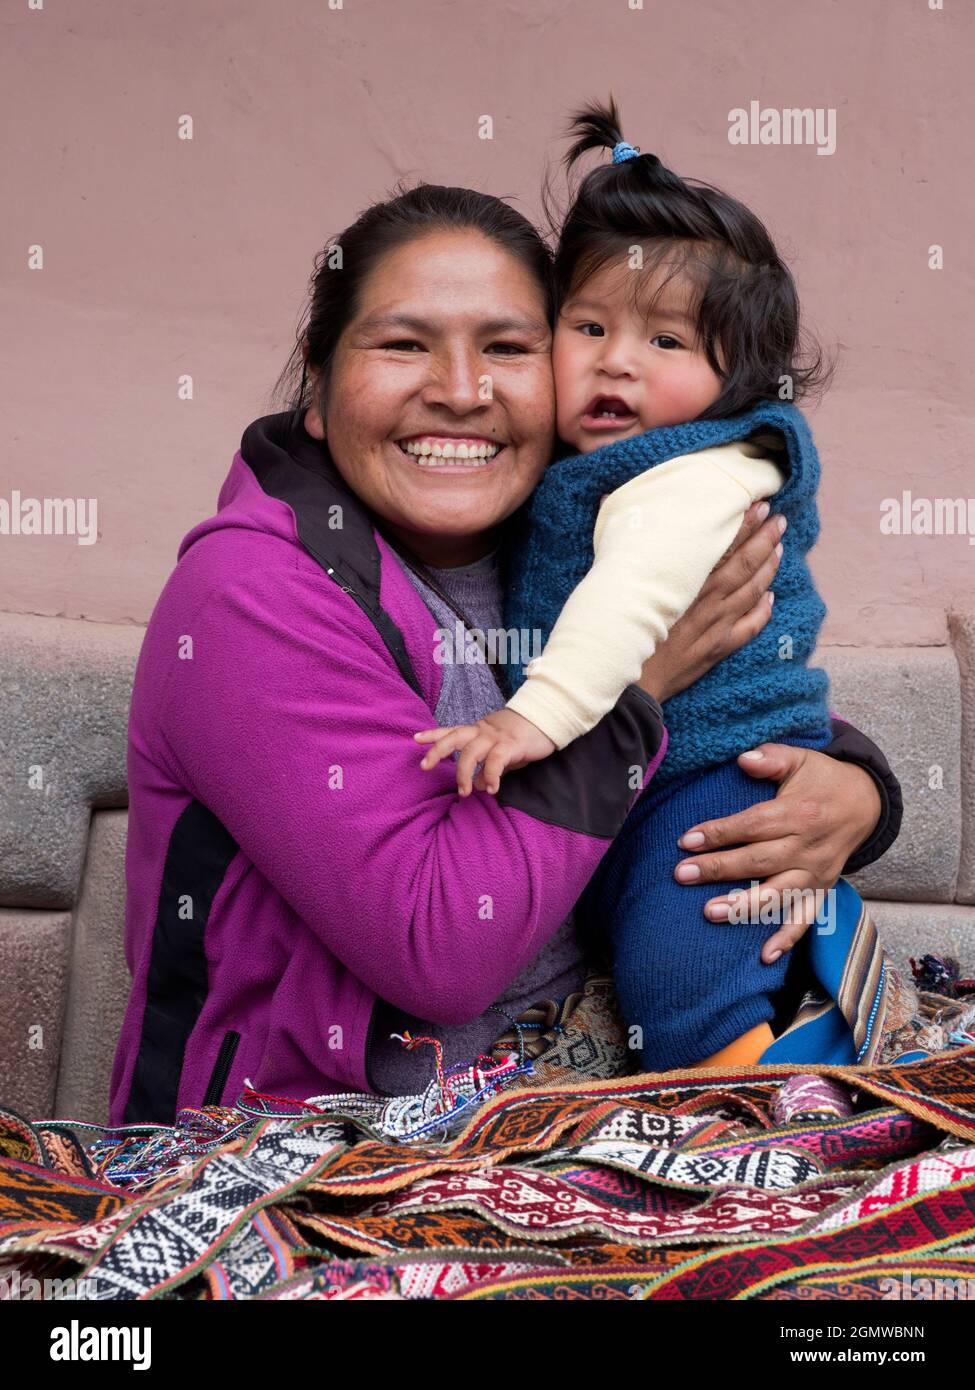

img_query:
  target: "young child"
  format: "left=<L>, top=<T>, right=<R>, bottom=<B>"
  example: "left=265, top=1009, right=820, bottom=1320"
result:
left=415, top=98, right=835, bottom=1072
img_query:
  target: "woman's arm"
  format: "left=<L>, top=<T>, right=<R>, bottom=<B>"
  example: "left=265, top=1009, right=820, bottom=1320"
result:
left=817, top=715, right=902, bottom=872
left=157, top=545, right=665, bottom=1027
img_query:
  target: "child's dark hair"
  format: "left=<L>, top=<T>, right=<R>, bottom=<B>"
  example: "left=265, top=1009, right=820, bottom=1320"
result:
left=547, top=97, right=831, bottom=418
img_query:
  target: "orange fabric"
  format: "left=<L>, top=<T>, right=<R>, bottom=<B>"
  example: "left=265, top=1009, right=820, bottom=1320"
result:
left=691, top=1021, right=775, bottom=1068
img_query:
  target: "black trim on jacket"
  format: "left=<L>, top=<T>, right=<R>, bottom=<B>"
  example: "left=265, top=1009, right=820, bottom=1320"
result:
left=123, top=801, right=240, bottom=1124
left=826, top=717, right=904, bottom=873
left=498, top=686, right=665, bottom=840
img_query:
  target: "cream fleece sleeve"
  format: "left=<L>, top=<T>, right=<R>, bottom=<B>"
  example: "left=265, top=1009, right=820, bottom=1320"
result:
left=506, top=439, right=785, bottom=749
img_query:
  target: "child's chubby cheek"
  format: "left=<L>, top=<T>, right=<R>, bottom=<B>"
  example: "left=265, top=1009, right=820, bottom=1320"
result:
left=647, top=359, right=724, bottom=428
left=552, top=367, right=593, bottom=451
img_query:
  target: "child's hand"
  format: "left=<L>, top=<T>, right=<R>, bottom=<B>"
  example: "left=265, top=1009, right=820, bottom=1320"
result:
left=414, top=709, right=557, bottom=796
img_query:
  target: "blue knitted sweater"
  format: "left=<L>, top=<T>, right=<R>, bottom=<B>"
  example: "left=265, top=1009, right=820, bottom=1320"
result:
left=503, top=402, right=832, bottom=787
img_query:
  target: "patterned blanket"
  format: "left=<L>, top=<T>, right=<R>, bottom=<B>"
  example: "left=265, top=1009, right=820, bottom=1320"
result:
left=2, top=1043, right=975, bottom=1300
left=2, top=949, right=975, bottom=1301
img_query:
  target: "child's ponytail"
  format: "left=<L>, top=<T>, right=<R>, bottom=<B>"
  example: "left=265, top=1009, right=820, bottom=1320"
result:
left=563, top=97, right=689, bottom=201
left=561, top=96, right=625, bottom=165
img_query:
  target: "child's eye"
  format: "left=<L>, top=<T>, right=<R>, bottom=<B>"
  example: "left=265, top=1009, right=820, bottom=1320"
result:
left=651, top=334, right=683, bottom=350
left=579, top=323, right=605, bottom=337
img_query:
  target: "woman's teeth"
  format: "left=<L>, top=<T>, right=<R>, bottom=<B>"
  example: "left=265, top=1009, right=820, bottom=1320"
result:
left=399, top=438, right=501, bottom=466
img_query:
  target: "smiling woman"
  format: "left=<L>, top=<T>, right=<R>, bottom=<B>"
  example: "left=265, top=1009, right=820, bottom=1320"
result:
left=301, top=225, right=556, bottom=567
left=107, top=181, right=901, bottom=1122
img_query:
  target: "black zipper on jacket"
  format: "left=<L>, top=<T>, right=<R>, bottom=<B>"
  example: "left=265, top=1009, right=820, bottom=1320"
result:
left=320, top=563, right=424, bottom=699
left=202, top=1030, right=241, bottom=1107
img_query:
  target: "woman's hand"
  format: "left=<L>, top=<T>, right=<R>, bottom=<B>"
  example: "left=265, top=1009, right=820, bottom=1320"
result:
left=673, top=743, right=883, bottom=963
left=637, top=503, right=786, bottom=704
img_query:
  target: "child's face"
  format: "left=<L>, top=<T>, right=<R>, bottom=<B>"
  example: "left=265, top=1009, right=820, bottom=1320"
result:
left=552, top=257, right=724, bottom=453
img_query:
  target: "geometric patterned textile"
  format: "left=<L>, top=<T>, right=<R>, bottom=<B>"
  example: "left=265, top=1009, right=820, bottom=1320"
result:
left=73, top=1121, right=344, bottom=1300
left=636, top=1157, right=975, bottom=1300
left=3, top=956, right=975, bottom=1299
left=1, top=1051, right=975, bottom=1299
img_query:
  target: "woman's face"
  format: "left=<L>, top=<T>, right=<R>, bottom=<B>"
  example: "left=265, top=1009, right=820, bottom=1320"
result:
left=306, top=229, right=555, bottom=566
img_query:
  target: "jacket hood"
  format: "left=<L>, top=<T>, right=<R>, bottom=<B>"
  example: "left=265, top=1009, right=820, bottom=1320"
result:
left=179, top=408, right=379, bottom=594
left=178, top=406, right=421, bottom=695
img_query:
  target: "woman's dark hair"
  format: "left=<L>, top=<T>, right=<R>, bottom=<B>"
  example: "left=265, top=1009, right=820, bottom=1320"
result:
left=270, top=183, right=556, bottom=414
left=545, top=97, right=832, bottom=418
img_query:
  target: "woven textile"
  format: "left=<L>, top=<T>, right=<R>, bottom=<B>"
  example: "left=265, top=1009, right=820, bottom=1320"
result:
left=3, top=948, right=975, bottom=1300
left=639, top=1155, right=975, bottom=1300
left=760, top=1260, right=975, bottom=1300
left=773, top=1075, right=855, bottom=1124
left=2, top=1048, right=975, bottom=1299
left=75, top=1121, right=346, bottom=1300
left=757, top=881, right=975, bottom=1068
left=0, top=1158, right=127, bottom=1231
left=487, top=975, right=633, bottom=1085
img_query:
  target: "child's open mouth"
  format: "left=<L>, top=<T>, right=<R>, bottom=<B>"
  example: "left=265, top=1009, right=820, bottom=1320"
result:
left=581, top=396, right=639, bottom=431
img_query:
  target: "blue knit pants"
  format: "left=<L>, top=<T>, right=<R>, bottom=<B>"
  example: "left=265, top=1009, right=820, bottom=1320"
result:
left=584, top=732, right=833, bottom=1071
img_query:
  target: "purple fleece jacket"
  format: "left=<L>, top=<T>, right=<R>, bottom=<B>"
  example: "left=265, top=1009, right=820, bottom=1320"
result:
left=107, top=410, right=669, bottom=1125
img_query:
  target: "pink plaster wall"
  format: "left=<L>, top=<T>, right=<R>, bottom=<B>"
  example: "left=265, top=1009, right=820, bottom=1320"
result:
left=2, top=0, right=971, bottom=644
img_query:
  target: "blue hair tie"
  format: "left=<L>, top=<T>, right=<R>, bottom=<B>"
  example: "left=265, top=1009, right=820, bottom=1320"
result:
left=612, top=140, right=640, bottom=164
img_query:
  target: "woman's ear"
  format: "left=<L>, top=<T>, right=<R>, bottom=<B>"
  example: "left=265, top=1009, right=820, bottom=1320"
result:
left=302, top=354, right=326, bottom=439
left=304, top=400, right=326, bottom=440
